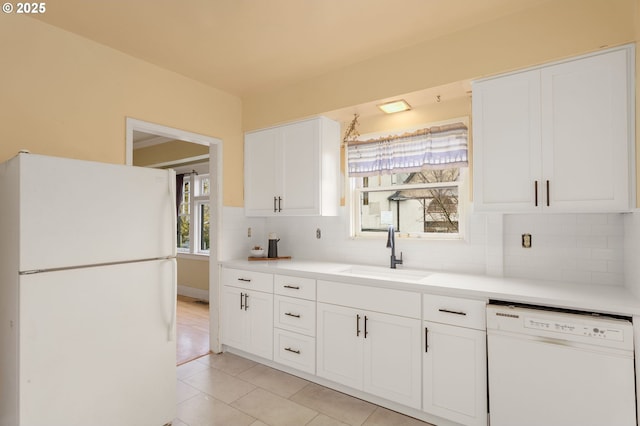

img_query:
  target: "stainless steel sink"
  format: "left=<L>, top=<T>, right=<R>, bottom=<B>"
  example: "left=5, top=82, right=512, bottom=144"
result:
left=336, top=265, right=432, bottom=283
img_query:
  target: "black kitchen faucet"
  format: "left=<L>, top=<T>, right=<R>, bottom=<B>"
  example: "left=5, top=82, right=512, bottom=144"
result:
left=386, top=225, right=403, bottom=269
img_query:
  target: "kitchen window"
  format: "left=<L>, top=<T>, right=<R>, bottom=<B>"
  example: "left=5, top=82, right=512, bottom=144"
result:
left=177, top=173, right=210, bottom=254
left=347, top=120, right=468, bottom=239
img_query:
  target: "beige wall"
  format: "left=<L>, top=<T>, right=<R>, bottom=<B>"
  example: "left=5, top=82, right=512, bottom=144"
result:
left=243, top=0, right=636, bottom=130
left=177, top=257, right=209, bottom=292
left=242, top=0, right=638, bottom=206
left=0, top=15, right=244, bottom=207
left=1, top=0, right=638, bottom=210
left=353, top=97, right=471, bottom=136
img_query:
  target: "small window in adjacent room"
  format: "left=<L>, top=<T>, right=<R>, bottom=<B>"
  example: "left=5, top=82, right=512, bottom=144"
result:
left=177, top=173, right=210, bottom=254
left=347, top=120, right=468, bottom=239
left=177, top=179, right=191, bottom=250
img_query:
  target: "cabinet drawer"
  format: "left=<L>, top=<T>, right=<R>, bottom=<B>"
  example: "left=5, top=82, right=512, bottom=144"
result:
left=274, top=295, right=316, bottom=336
left=273, top=328, right=315, bottom=374
left=317, top=280, right=420, bottom=319
left=222, top=268, right=273, bottom=293
left=275, top=275, right=316, bottom=300
left=423, top=294, right=486, bottom=330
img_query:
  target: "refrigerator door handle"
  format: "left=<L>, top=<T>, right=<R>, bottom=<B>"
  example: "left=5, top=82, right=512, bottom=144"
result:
left=167, top=259, right=177, bottom=342
left=169, top=170, right=177, bottom=251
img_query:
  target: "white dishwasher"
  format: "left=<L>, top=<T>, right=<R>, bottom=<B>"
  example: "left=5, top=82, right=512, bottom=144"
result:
left=487, top=303, right=636, bottom=426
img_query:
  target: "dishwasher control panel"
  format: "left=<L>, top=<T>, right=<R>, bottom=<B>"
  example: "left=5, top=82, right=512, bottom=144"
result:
left=487, top=303, right=633, bottom=350
left=524, top=317, right=624, bottom=341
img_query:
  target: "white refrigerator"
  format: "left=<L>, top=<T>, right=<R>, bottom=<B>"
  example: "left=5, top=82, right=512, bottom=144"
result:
left=0, top=153, right=177, bottom=426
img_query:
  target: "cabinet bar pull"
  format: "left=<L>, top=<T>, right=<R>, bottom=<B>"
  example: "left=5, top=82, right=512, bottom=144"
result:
left=278, top=196, right=283, bottom=212
left=364, top=315, right=368, bottom=338
left=546, top=180, right=550, bottom=206
left=356, top=314, right=361, bottom=337
left=534, top=180, right=539, bottom=207
left=438, top=308, right=467, bottom=316
left=283, top=285, right=300, bottom=290
left=240, top=293, right=244, bottom=310
left=238, top=278, right=251, bottom=283
left=284, top=312, right=300, bottom=318
left=274, top=196, right=277, bottom=213
left=425, top=327, right=429, bottom=353
left=284, top=347, right=300, bottom=354
left=244, top=293, right=249, bottom=310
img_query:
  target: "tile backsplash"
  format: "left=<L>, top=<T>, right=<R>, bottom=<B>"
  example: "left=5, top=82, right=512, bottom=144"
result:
left=624, top=211, right=640, bottom=297
left=503, top=213, right=624, bottom=285
left=221, top=206, right=639, bottom=288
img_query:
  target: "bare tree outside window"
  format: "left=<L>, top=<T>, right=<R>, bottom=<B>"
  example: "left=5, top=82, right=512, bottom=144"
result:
left=354, top=167, right=462, bottom=237
left=401, top=169, right=459, bottom=233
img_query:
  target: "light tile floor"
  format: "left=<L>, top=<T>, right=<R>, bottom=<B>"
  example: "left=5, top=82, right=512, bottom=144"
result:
left=175, top=352, right=434, bottom=426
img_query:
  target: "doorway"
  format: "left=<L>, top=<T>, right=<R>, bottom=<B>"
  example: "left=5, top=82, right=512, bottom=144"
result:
left=125, top=118, right=222, bottom=363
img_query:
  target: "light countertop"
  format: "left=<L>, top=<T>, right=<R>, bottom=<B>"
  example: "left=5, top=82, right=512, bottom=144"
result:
left=220, top=259, right=640, bottom=317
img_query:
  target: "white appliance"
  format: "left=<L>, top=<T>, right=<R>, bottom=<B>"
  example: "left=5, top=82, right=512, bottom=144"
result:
left=0, top=153, right=177, bottom=426
left=487, top=304, right=636, bottom=426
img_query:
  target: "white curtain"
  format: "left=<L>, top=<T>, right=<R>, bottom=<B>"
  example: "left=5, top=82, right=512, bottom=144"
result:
left=347, top=122, right=468, bottom=177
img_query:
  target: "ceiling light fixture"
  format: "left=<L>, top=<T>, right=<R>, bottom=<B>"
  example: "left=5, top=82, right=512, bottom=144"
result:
left=377, top=99, right=411, bottom=114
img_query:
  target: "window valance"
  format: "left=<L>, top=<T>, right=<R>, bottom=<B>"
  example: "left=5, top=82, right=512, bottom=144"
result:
left=347, top=122, right=468, bottom=177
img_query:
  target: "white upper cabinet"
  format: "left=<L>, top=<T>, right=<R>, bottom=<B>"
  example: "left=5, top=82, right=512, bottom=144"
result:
left=245, top=116, right=340, bottom=216
left=472, top=45, right=634, bottom=213
left=472, top=70, right=541, bottom=211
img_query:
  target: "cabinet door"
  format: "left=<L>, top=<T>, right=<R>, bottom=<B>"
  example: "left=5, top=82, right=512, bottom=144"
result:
left=472, top=70, right=542, bottom=212
left=279, top=119, right=321, bottom=215
left=541, top=48, right=631, bottom=212
left=221, top=286, right=248, bottom=350
left=245, top=128, right=280, bottom=216
left=363, top=312, right=421, bottom=409
left=316, top=303, right=363, bottom=390
left=423, top=322, right=487, bottom=426
left=245, top=290, right=274, bottom=360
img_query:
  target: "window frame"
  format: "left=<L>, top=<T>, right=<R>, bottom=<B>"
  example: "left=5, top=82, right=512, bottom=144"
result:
left=177, top=173, right=210, bottom=255
left=347, top=119, right=469, bottom=241
left=350, top=169, right=467, bottom=240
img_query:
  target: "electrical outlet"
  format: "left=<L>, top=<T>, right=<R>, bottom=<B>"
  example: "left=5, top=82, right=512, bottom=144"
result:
left=522, top=233, right=532, bottom=248
left=316, top=228, right=322, bottom=239
left=248, top=227, right=252, bottom=238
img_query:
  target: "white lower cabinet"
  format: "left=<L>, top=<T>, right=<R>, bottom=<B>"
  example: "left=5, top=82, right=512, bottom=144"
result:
left=422, top=295, right=488, bottom=426
left=423, top=322, right=487, bottom=426
left=317, top=302, right=422, bottom=409
left=272, top=274, right=317, bottom=374
left=221, top=285, right=274, bottom=360
left=221, top=269, right=489, bottom=425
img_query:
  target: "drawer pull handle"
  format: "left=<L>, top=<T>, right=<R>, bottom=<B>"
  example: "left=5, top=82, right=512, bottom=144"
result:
left=283, top=285, right=300, bottom=290
left=438, top=308, right=467, bottom=316
left=284, top=312, right=300, bottom=318
left=238, top=278, right=251, bottom=283
left=284, top=347, right=300, bottom=354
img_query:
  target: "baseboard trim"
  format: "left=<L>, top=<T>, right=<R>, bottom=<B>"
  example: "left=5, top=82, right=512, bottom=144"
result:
left=177, top=285, right=209, bottom=301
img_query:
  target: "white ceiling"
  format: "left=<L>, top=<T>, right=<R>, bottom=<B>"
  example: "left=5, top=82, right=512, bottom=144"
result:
left=34, top=0, right=548, bottom=99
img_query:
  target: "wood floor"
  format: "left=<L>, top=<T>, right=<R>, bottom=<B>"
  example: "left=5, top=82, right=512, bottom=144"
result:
left=176, top=295, right=210, bottom=365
